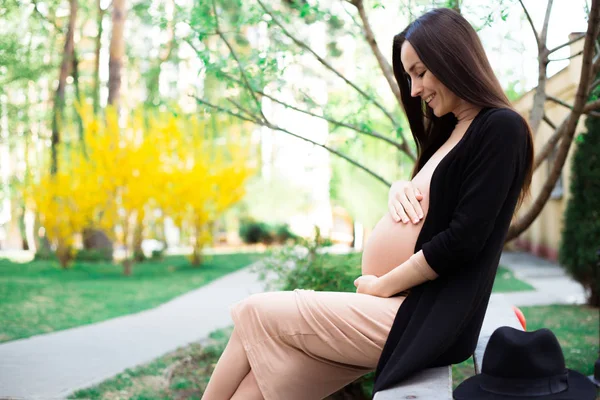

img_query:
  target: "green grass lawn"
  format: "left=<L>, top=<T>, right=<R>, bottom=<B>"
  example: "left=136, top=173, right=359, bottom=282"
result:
left=492, top=266, right=534, bottom=292
left=0, top=250, right=530, bottom=344
left=0, top=253, right=261, bottom=343
left=71, top=304, right=599, bottom=400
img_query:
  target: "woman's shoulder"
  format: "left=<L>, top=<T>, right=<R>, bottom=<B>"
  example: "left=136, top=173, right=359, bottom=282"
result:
left=479, top=107, right=527, bottom=132
left=473, top=107, right=529, bottom=143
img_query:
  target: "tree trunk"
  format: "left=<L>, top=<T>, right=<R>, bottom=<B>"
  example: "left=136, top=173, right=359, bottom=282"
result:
left=145, top=0, right=175, bottom=107
left=123, top=259, right=132, bottom=276
left=72, top=51, right=84, bottom=148
left=93, top=0, right=105, bottom=115
left=132, top=211, right=145, bottom=262
left=191, top=224, right=204, bottom=266
left=51, top=0, right=78, bottom=174
left=107, top=0, right=126, bottom=108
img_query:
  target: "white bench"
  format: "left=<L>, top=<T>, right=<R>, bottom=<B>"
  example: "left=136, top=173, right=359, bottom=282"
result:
left=374, top=293, right=524, bottom=400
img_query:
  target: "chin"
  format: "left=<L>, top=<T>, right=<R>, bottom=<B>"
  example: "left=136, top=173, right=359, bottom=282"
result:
left=432, top=106, right=449, bottom=117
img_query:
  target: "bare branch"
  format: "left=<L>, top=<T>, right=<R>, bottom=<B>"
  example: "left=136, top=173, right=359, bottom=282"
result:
left=585, top=98, right=600, bottom=112
left=542, top=114, right=556, bottom=130
left=593, top=51, right=600, bottom=77
left=590, top=18, right=600, bottom=77
left=546, top=95, right=600, bottom=117
left=548, top=50, right=583, bottom=62
left=589, top=78, right=600, bottom=93
left=218, top=71, right=415, bottom=159
left=540, top=0, right=554, bottom=50
left=547, top=33, right=585, bottom=54
left=255, top=0, right=399, bottom=127
left=263, top=93, right=408, bottom=153
left=351, top=0, right=402, bottom=105
left=212, top=0, right=267, bottom=122
left=533, top=119, right=564, bottom=171
left=518, top=0, right=540, bottom=48
left=193, top=96, right=391, bottom=186
left=525, top=0, right=555, bottom=135
left=546, top=95, right=573, bottom=109
left=226, top=98, right=258, bottom=120
left=194, top=97, right=260, bottom=125
left=508, top=0, right=600, bottom=240
left=340, top=1, right=364, bottom=30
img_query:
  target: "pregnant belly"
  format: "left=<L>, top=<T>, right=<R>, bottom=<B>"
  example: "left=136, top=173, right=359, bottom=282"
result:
left=361, top=211, right=425, bottom=277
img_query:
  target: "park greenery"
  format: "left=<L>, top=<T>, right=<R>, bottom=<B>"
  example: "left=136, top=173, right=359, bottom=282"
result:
left=63, top=243, right=597, bottom=399
left=0, top=0, right=599, bottom=295
left=559, top=74, right=600, bottom=306
left=0, top=0, right=599, bottom=397
left=26, top=104, right=254, bottom=272
left=0, top=252, right=262, bottom=343
left=68, top=304, right=599, bottom=399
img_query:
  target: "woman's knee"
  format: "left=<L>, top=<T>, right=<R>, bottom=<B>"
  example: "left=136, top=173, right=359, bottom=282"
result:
left=233, top=291, right=305, bottom=336
left=236, top=292, right=277, bottom=314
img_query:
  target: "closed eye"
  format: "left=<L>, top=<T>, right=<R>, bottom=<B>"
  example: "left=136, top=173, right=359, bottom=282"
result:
left=418, top=70, right=426, bottom=78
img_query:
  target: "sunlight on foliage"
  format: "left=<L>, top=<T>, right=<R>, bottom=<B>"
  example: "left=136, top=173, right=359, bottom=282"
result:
left=25, top=103, right=255, bottom=271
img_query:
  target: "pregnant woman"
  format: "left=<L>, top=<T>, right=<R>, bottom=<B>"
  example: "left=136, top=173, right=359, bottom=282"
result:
left=202, top=7, right=533, bottom=400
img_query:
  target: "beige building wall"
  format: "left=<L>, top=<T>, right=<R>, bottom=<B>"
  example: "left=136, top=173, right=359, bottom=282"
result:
left=511, top=33, right=588, bottom=261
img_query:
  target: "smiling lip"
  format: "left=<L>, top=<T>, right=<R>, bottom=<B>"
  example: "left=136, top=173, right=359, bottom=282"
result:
left=424, top=93, right=436, bottom=104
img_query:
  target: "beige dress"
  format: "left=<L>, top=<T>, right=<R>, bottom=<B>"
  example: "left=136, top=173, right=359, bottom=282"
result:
left=230, top=135, right=464, bottom=400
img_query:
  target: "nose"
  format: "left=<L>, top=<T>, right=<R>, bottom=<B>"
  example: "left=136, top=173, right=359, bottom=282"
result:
left=410, top=80, right=422, bottom=98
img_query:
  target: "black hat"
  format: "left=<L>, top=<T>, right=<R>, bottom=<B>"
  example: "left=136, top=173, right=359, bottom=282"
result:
left=454, top=326, right=597, bottom=399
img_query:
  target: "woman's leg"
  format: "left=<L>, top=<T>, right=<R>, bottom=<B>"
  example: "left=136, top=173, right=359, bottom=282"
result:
left=202, top=328, right=251, bottom=400
left=230, top=370, right=264, bottom=400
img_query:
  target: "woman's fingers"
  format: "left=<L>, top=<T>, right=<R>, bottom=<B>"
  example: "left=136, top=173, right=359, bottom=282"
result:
left=389, top=199, right=408, bottom=223
left=405, top=189, right=424, bottom=221
left=388, top=200, right=400, bottom=222
left=397, top=191, right=420, bottom=224
left=388, top=181, right=425, bottom=224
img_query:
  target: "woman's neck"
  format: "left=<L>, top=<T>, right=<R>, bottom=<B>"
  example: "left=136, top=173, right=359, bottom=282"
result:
left=453, top=102, right=481, bottom=128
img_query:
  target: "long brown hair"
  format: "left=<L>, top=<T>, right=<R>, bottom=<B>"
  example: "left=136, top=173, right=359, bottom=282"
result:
left=393, top=8, right=533, bottom=212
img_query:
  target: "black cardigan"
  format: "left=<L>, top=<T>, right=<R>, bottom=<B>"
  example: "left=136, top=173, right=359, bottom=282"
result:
left=373, top=107, right=531, bottom=394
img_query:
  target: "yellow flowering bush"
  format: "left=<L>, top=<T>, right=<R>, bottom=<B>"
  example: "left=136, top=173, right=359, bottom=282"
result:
left=25, top=103, right=255, bottom=272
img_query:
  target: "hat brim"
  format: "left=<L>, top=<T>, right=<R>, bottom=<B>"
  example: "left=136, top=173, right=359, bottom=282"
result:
left=453, top=369, right=598, bottom=400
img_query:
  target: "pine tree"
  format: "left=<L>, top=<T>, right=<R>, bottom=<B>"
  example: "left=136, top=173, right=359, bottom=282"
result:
left=558, top=86, right=600, bottom=307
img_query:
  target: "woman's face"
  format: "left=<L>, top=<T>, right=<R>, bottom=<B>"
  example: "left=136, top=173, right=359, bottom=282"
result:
left=400, top=40, right=461, bottom=117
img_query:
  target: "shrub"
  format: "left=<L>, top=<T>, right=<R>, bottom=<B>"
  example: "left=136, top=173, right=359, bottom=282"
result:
left=33, top=246, right=57, bottom=261
left=252, top=228, right=369, bottom=397
left=239, top=220, right=274, bottom=245
left=255, top=245, right=361, bottom=292
left=273, top=223, right=298, bottom=244
left=150, top=248, right=165, bottom=261
left=74, top=248, right=113, bottom=263
left=558, top=87, right=600, bottom=307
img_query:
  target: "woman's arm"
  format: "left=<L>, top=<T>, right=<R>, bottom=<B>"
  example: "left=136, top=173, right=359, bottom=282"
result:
left=356, top=110, right=530, bottom=297
left=420, top=110, right=529, bottom=277
left=372, top=250, right=437, bottom=297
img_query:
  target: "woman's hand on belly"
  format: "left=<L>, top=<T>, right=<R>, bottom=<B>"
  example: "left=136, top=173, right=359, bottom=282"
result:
left=388, top=180, right=424, bottom=224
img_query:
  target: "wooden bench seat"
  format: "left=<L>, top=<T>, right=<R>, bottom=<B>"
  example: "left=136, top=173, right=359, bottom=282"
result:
left=374, top=293, right=524, bottom=400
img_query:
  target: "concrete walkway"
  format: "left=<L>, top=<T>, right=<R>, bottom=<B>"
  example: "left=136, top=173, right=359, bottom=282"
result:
left=0, top=250, right=589, bottom=399
left=499, top=250, right=588, bottom=306
left=0, top=265, right=267, bottom=400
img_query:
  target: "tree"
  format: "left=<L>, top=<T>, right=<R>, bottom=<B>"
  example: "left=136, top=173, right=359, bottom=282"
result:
left=558, top=78, right=600, bottom=307
left=51, top=0, right=78, bottom=174
left=191, top=0, right=600, bottom=241
left=107, top=0, right=126, bottom=108
left=93, top=0, right=109, bottom=115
